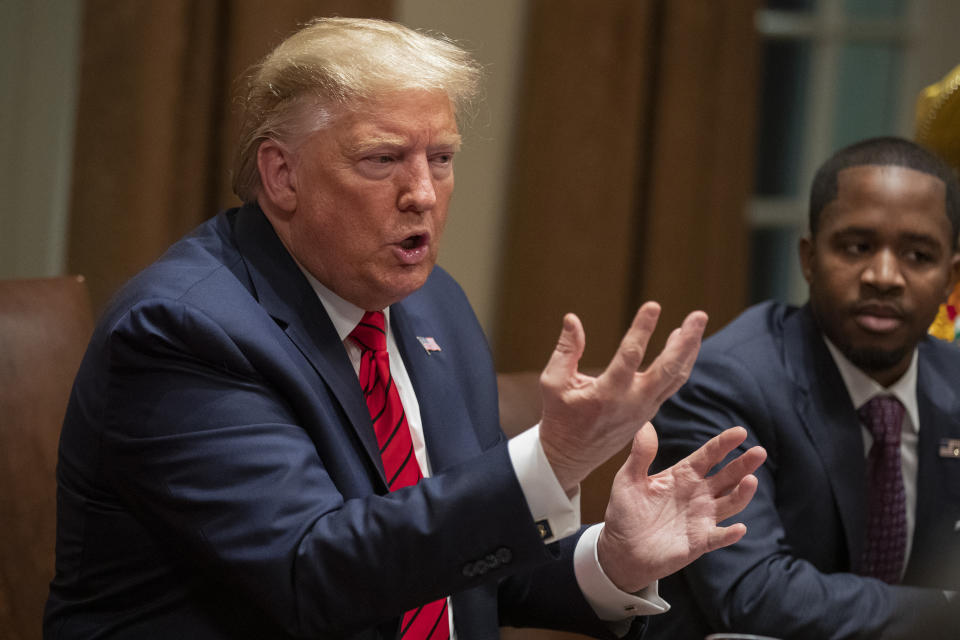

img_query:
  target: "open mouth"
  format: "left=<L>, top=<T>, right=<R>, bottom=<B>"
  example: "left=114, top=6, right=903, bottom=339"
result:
left=400, top=234, right=426, bottom=250
left=394, top=232, right=431, bottom=265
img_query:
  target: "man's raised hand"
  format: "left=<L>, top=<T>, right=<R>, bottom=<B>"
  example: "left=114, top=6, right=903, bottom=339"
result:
left=538, top=302, right=707, bottom=492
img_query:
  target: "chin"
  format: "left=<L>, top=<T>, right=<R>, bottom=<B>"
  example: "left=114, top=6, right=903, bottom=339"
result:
left=381, top=271, right=432, bottom=305
left=842, top=344, right=909, bottom=373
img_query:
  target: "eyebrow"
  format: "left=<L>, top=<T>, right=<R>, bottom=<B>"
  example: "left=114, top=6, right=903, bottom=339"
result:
left=345, top=133, right=463, bottom=156
left=833, top=226, right=943, bottom=247
left=433, top=133, right=463, bottom=150
left=899, top=232, right=943, bottom=247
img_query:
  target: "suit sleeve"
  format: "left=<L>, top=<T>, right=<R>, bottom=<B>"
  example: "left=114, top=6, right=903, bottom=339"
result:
left=652, top=349, right=958, bottom=640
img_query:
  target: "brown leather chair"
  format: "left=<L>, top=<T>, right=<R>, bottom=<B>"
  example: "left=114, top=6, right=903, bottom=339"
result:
left=0, top=276, right=93, bottom=640
left=496, top=371, right=628, bottom=640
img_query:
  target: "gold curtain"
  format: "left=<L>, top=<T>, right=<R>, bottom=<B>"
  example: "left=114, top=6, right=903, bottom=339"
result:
left=67, top=0, right=392, bottom=311
left=494, top=0, right=760, bottom=372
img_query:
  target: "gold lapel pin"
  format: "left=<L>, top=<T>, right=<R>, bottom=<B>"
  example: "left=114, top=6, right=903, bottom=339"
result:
left=939, top=438, right=960, bottom=458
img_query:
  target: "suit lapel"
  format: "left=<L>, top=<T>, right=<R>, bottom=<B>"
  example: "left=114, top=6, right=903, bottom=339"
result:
left=232, top=204, right=386, bottom=485
left=782, top=306, right=867, bottom=567
left=391, top=298, right=483, bottom=472
left=909, top=342, right=960, bottom=578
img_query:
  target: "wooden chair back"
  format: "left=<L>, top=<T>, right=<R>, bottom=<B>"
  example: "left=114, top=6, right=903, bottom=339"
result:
left=0, top=276, right=93, bottom=639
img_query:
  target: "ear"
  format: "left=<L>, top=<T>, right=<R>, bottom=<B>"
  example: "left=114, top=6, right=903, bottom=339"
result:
left=798, top=235, right=815, bottom=284
left=945, top=251, right=960, bottom=300
left=256, top=139, right=297, bottom=214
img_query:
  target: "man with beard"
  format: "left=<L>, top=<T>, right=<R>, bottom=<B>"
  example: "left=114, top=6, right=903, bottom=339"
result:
left=650, top=136, right=960, bottom=639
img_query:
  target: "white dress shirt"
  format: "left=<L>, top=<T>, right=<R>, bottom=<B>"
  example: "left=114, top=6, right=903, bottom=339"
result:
left=299, top=270, right=666, bottom=636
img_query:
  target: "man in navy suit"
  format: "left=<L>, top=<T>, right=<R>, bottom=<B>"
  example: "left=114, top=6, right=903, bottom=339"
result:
left=44, top=17, right=765, bottom=639
left=651, top=136, right=960, bottom=639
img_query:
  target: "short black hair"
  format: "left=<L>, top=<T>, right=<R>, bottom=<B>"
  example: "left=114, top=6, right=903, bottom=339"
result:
left=808, top=136, right=960, bottom=248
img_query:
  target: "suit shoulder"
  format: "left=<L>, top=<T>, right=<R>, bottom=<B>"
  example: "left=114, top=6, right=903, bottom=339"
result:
left=422, top=265, right=467, bottom=297
left=700, top=301, right=794, bottom=361
left=407, top=266, right=473, bottom=316
left=101, top=212, right=247, bottom=324
left=919, top=334, right=960, bottom=358
left=918, top=335, right=960, bottom=375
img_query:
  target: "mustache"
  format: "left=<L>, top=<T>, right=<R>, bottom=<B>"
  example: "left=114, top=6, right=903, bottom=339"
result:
left=852, top=299, right=905, bottom=318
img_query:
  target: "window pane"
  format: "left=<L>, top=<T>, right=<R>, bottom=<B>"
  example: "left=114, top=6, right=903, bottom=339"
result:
left=755, top=40, right=811, bottom=197
left=766, top=0, right=815, bottom=11
left=832, top=43, right=902, bottom=149
left=844, top=0, right=904, bottom=19
left=749, top=225, right=806, bottom=305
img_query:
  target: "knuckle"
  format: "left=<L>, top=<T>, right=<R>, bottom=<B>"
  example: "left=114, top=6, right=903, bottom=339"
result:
left=659, top=358, right=690, bottom=380
left=620, top=344, right=644, bottom=365
left=554, top=338, right=576, bottom=354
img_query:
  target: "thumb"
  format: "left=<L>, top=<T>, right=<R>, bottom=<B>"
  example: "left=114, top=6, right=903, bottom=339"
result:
left=541, top=313, right=585, bottom=387
left=621, top=422, right=659, bottom=482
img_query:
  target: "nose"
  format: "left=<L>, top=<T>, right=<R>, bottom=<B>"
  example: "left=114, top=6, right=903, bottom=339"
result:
left=397, top=156, right=437, bottom=213
left=861, top=248, right=905, bottom=292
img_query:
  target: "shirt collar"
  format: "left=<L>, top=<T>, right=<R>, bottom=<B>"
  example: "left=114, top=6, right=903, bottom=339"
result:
left=296, top=265, right=390, bottom=342
left=822, top=336, right=920, bottom=432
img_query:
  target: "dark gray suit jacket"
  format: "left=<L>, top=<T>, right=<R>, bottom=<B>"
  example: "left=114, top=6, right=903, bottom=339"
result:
left=651, top=302, right=960, bottom=639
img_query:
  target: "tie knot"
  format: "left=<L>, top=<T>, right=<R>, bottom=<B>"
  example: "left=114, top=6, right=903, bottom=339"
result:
left=857, top=395, right=904, bottom=444
left=349, top=310, right=387, bottom=353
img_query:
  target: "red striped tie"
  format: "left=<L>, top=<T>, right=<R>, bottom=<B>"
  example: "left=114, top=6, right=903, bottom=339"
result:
left=350, top=311, right=450, bottom=639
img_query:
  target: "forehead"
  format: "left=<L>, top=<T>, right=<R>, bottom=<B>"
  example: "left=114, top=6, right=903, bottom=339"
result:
left=332, top=90, right=461, bottom=148
left=819, top=165, right=951, bottom=240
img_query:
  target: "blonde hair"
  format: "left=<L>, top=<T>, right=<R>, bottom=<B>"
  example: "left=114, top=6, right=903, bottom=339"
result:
left=232, top=17, right=483, bottom=203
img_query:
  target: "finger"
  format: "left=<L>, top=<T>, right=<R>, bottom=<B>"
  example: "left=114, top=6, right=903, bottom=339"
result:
left=684, top=426, right=748, bottom=477
left=708, top=445, right=767, bottom=495
left=618, top=422, right=659, bottom=482
left=660, top=311, right=707, bottom=400
left=640, top=310, right=707, bottom=404
left=712, top=473, right=760, bottom=523
left=602, top=302, right=661, bottom=388
left=705, top=522, right=748, bottom=552
left=540, top=313, right=585, bottom=389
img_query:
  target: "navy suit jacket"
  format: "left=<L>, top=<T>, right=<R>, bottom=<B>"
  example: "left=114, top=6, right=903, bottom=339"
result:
left=650, top=302, right=960, bottom=639
left=44, top=204, right=642, bottom=639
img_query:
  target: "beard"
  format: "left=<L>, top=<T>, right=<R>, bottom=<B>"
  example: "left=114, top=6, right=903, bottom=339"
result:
left=839, top=343, right=910, bottom=374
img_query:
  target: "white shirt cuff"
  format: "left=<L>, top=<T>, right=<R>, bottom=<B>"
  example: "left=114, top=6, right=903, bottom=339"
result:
left=507, top=424, right=580, bottom=542
left=573, top=523, right=670, bottom=621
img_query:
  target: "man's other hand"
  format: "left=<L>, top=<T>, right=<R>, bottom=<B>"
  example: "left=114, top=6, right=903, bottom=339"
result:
left=598, top=424, right=766, bottom=592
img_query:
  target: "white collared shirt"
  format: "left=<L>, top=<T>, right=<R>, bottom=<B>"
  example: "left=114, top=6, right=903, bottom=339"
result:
left=823, top=338, right=920, bottom=568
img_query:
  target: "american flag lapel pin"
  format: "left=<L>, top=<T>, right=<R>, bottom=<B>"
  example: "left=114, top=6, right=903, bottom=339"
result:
left=939, top=438, right=960, bottom=458
left=417, top=336, right=441, bottom=354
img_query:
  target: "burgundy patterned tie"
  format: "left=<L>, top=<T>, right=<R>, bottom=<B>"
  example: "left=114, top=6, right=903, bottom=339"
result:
left=349, top=311, right=450, bottom=639
left=857, top=395, right=907, bottom=584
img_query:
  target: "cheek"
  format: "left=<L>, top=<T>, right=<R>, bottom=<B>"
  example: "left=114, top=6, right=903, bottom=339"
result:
left=811, top=271, right=849, bottom=303
left=919, top=277, right=952, bottom=308
left=433, top=188, right=453, bottom=232
left=434, top=208, right=448, bottom=237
